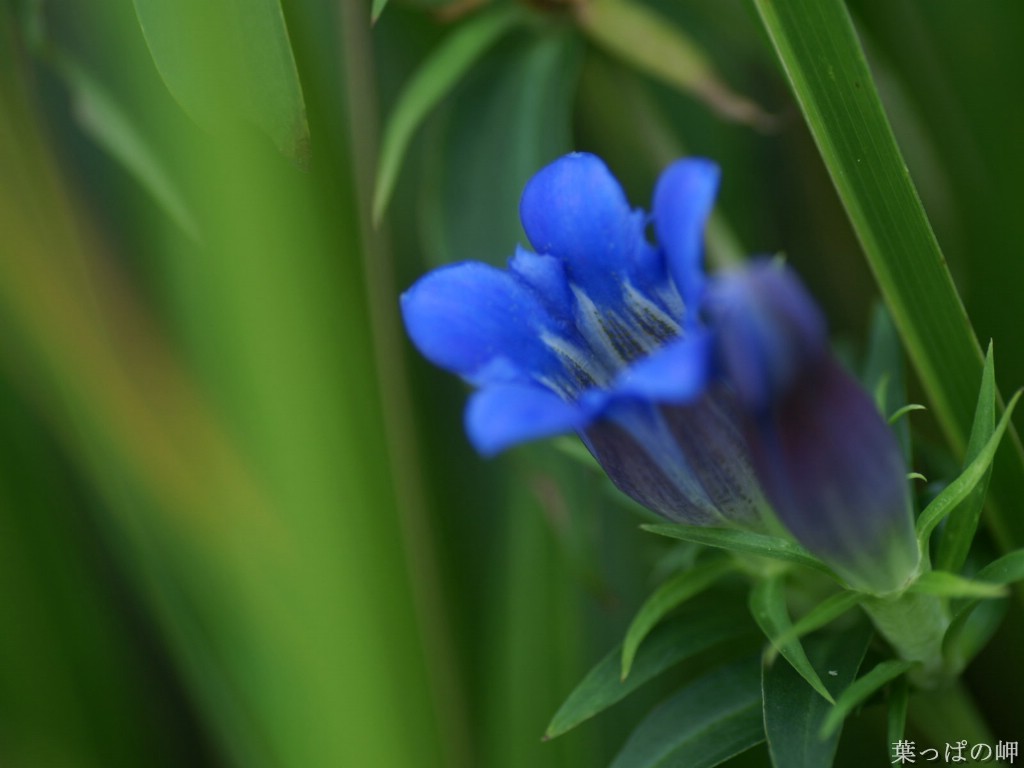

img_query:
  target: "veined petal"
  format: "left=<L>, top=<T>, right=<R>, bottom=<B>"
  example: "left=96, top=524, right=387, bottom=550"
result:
left=610, top=333, right=711, bottom=403
left=747, top=358, right=919, bottom=595
left=519, top=153, right=647, bottom=309
left=401, top=261, right=563, bottom=386
left=706, top=261, right=827, bottom=413
left=466, top=384, right=589, bottom=456
left=508, top=245, right=573, bottom=318
left=652, top=158, right=720, bottom=314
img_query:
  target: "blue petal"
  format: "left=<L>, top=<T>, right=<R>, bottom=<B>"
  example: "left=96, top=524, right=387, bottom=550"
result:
left=706, top=262, right=827, bottom=413
left=609, top=333, right=711, bottom=403
left=401, top=261, right=562, bottom=386
left=519, top=153, right=647, bottom=308
left=652, top=158, right=720, bottom=315
left=465, top=384, right=589, bottom=456
left=747, top=358, right=919, bottom=594
left=508, top=246, right=573, bottom=319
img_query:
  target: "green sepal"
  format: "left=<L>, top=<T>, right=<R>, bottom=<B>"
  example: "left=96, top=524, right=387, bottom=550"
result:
left=915, top=389, right=1022, bottom=546
left=610, top=655, right=764, bottom=768
left=545, top=601, right=754, bottom=740
left=621, top=557, right=734, bottom=680
left=749, top=577, right=834, bottom=704
left=642, top=524, right=836, bottom=579
left=935, top=343, right=997, bottom=572
left=820, top=659, right=914, bottom=739
left=908, top=570, right=1006, bottom=600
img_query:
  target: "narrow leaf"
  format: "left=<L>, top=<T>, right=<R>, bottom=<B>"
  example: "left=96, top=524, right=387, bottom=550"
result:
left=820, top=660, right=914, bottom=739
left=749, top=577, right=834, bottom=704
left=545, top=602, right=754, bottom=739
left=750, top=0, right=1024, bottom=552
left=763, top=622, right=872, bottom=768
left=621, top=558, right=733, bottom=680
left=916, top=390, right=1022, bottom=544
left=610, top=656, right=764, bottom=768
left=642, top=524, right=834, bottom=578
left=942, top=548, right=1024, bottom=669
left=768, top=590, right=864, bottom=651
left=909, top=570, right=1006, bottom=600
left=55, top=55, right=199, bottom=241
left=133, top=0, right=309, bottom=162
left=371, top=0, right=387, bottom=24
left=886, top=676, right=909, bottom=746
left=576, top=0, right=772, bottom=130
left=373, top=5, right=526, bottom=223
left=935, top=343, right=997, bottom=572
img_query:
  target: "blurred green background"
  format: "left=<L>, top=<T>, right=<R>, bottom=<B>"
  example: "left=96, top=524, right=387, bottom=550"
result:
left=1, top=0, right=1022, bottom=765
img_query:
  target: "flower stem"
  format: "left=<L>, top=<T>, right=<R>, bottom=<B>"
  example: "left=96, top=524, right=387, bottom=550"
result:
left=862, top=590, right=949, bottom=687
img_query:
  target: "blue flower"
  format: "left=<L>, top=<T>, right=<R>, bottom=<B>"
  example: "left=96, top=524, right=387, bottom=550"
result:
left=707, top=263, right=920, bottom=593
left=401, top=153, right=919, bottom=593
left=401, top=152, right=770, bottom=528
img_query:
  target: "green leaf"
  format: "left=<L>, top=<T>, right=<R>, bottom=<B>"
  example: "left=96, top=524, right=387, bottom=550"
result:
left=371, top=0, right=387, bottom=24
left=820, top=660, right=914, bottom=739
left=886, top=676, right=909, bottom=746
left=53, top=55, right=199, bottom=241
left=768, top=590, right=864, bottom=651
left=936, top=343, right=997, bottom=572
left=132, top=0, right=308, bottom=162
left=750, top=0, right=1024, bottom=554
left=763, top=622, right=873, bottom=768
left=916, top=390, right=1022, bottom=545
left=545, top=602, right=754, bottom=740
left=909, top=570, right=1006, bottom=600
left=642, top=524, right=835, bottom=578
left=610, top=656, right=764, bottom=768
left=577, top=0, right=772, bottom=130
left=942, top=548, right=1024, bottom=670
left=372, top=5, right=527, bottom=224
left=427, top=28, right=582, bottom=267
left=621, top=558, right=734, bottom=680
left=749, top=577, right=834, bottom=704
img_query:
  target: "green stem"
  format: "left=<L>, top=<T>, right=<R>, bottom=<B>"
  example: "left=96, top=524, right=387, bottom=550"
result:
left=863, top=591, right=949, bottom=687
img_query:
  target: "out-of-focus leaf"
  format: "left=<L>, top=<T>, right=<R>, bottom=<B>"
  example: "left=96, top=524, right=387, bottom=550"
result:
left=545, top=601, right=754, bottom=740
left=820, top=659, right=913, bottom=739
left=610, top=655, right=764, bottom=768
left=132, top=0, right=308, bottom=162
left=426, top=27, right=582, bottom=266
left=55, top=55, right=199, bottom=241
left=372, top=0, right=388, bottom=24
left=887, top=676, right=909, bottom=746
left=576, top=0, right=772, bottom=130
left=373, top=4, right=528, bottom=224
left=621, top=557, right=733, bottom=680
left=916, top=390, right=1021, bottom=545
left=763, top=621, right=872, bottom=768
left=749, top=577, right=833, bottom=704
left=642, top=524, right=834, bottom=578
left=936, top=343, right=997, bottom=572
left=750, top=0, right=1024, bottom=554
